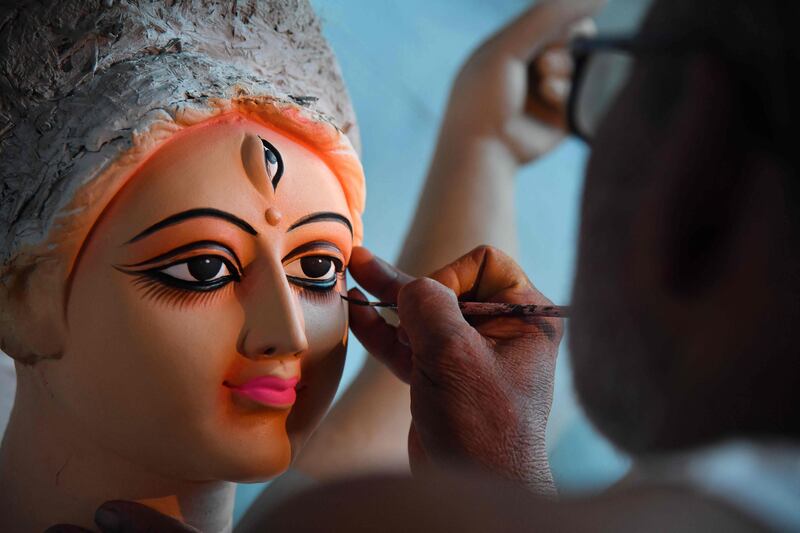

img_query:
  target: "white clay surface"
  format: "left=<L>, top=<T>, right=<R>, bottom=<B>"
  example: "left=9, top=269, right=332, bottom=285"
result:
left=0, top=0, right=358, bottom=267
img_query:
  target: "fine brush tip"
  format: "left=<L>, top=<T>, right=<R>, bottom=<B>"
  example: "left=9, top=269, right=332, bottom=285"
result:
left=339, top=293, right=396, bottom=308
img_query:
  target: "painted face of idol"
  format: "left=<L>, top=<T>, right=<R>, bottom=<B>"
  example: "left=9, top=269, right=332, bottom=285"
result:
left=45, top=114, right=352, bottom=481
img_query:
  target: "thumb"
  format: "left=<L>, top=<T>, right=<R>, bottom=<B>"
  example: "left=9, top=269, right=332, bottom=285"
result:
left=430, top=245, right=538, bottom=304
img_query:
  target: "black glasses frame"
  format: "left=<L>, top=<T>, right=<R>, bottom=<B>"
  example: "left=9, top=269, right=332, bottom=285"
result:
left=567, top=35, right=700, bottom=142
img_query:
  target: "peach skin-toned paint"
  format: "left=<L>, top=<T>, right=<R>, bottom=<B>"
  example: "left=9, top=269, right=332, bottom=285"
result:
left=0, top=114, right=354, bottom=532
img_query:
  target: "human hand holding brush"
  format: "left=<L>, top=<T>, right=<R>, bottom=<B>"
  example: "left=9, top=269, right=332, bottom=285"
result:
left=346, top=245, right=563, bottom=495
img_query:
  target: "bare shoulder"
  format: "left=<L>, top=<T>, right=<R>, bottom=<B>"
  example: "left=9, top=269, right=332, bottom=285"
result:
left=249, top=472, right=766, bottom=533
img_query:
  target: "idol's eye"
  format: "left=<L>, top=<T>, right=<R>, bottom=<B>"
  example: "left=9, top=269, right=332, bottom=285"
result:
left=285, top=255, right=343, bottom=291
left=260, top=138, right=284, bottom=187
left=149, top=255, right=241, bottom=291
left=160, top=256, right=231, bottom=282
left=116, top=241, right=244, bottom=301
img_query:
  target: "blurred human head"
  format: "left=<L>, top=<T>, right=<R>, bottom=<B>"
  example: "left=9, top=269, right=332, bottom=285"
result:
left=570, top=0, right=800, bottom=454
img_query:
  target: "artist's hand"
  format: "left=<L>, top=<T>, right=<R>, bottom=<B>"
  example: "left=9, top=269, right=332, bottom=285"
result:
left=442, top=0, right=601, bottom=163
left=45, top=501, right=198, bottom=533
left=348, top=246, right=563, bottom=495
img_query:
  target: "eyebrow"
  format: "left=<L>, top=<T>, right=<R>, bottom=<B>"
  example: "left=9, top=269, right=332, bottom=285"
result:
left=125, top=208, right=258, bottom=244
left=287, top=212, right=353, bottom=237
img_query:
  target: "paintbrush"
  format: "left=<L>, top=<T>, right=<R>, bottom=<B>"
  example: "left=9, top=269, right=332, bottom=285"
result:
left=340, top=294, right=570, bottom=318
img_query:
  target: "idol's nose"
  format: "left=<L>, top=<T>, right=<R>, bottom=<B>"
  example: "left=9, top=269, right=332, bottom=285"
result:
left=239, top=255, right=308, bottom=359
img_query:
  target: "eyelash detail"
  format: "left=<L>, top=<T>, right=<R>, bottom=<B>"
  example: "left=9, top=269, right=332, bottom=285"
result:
left=127, top=274, right=236, bottom=309
left=290, top=274, right=344, bottom=305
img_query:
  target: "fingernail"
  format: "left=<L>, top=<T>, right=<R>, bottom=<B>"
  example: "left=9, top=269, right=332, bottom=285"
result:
left=95, top=506, right=121, bottom=532
left=397, top=327, right=410, bottom=347
left=347, top=287, right=367, bottom=301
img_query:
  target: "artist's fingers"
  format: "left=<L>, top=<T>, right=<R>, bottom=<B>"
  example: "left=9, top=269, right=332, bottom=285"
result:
left=533, top=45, right=572, bottom=107
left=348, top=287, right=413, bottom=383
left=531, top=17, right=595, bottom=109
left=348, top=247, right=416, bottom=303
left=539, top=75, right=570, bottom=108
left=428, top=245, right=538, bottom=304
left=536, top=47, right=573, bottom=78
left=94, top=500, right=199, bottom=533
left=397, top=278, right=481, bottom=361
left=483, top=0, right=606, bottom=62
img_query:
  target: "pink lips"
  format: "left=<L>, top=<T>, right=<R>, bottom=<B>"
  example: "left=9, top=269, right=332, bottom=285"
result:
left=227, top=375, right=300, bottom=407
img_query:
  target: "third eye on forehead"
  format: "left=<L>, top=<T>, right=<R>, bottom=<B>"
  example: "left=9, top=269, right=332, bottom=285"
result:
left=260, top=137, right=284, bottom=190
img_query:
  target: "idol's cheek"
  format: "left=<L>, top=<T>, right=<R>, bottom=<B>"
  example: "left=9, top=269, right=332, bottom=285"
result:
left=284, top=296, right=348, bottom=455
left=299, top=291, right=348, bottom=354
left=285, top=342, right=346, bottom=457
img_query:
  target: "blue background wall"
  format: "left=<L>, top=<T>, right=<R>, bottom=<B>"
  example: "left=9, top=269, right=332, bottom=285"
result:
left=235, top=0, right=652, bottom=521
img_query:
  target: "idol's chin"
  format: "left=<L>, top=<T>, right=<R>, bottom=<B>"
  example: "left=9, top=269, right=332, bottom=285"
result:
left=213, top=459, right=292, bottom=484
left=183, top=430, right=294, bottom=483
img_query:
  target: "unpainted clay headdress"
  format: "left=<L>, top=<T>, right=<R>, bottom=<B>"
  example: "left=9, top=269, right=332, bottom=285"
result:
left=0, top=0, right=365, bottom=362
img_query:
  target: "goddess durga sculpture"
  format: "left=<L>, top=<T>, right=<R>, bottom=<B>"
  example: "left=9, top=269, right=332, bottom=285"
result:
left=0, top=1, right=365, bottom=531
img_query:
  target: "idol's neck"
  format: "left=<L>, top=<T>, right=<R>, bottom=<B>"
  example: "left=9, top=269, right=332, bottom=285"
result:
left=0, top=367, right=235, bottom=533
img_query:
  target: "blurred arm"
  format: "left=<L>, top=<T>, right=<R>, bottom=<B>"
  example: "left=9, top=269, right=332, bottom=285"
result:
left=289, top=0, right=595, bottom=481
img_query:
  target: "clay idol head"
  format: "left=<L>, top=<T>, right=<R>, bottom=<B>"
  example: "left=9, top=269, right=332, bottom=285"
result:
left=0, top=0, right=365, bottom=481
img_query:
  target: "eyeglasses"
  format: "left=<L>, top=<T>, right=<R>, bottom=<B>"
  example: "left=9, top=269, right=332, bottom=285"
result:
left=568, top=34, right=789, bottom=165
left=567, top=34, right=709, bottom=142
left=567, top=36, right=639, bottom=143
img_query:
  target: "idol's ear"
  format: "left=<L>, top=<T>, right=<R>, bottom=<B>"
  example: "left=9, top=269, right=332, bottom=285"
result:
left=0, top=257, right=67, bottom=364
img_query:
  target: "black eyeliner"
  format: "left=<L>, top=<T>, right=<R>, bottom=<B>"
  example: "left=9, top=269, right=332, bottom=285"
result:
left=115, top=243, right=243, bottom=294
left=120, top=241, right=244, bottom=273
left=145, top=270, right=238, bottom=292
left=115, top=261, right=240, bottom=293
left=282, top=241, right=344, bottom=265
left=260, top=137, right=285, bottom=190
left=287, top=273, right=342, bottom=292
